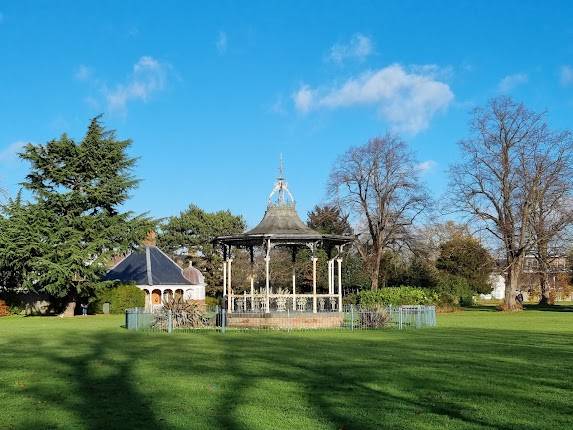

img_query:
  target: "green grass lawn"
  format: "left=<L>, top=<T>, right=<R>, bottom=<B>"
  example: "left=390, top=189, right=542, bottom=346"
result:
left=1, top=307, right=572, bottom=430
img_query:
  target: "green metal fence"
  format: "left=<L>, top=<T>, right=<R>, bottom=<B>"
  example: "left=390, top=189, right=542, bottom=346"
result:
left=125, top=305, right=437, bottom=333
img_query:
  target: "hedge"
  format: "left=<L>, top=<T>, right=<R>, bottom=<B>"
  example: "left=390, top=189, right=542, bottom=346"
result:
left=92, top=284, right=145, bottom=314
left=359, top=286, right=437, bottom=308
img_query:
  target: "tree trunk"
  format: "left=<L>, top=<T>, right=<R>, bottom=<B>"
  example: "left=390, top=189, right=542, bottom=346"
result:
left=537, top=240, right=552, bottom=306
left=371, top=265, right=380, bottom=290
left=61, top=292, right=77, bottom=317
left=504, top=263, right=521, bottom=310
left=538, top=272, right=552, bottom=305
left=370, top=251, right=382, bottom=290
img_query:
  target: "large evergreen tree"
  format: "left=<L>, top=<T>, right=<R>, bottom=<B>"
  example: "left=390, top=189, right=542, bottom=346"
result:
left=1, top=116, right=152, bottom=315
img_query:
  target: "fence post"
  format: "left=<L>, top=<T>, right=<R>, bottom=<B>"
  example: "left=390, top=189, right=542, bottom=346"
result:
left=287, top=308, right=290, bottom=333
left=168, top=309, right=173, bottom=334
left=221, top=309, right=226, bottom=334
left=350, top=304, right=354, bottom=331
left=135, top=308, right=139, bottom=331
left=399, top=306, right=403, bottom=330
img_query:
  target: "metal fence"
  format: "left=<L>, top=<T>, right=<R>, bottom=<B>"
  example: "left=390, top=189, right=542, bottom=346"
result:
left=125, top=305, right=436, bottom=333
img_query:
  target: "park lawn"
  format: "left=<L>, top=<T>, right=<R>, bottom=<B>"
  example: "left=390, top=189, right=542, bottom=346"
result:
left=1, top=307, right=572, bottom=430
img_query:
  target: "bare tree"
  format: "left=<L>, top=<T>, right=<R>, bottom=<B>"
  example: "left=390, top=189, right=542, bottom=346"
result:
left=449, top=96, right=558, bottom=309
left=529, top=130, right=573, bottom=304
left=328, top=134, right=430, bottom=290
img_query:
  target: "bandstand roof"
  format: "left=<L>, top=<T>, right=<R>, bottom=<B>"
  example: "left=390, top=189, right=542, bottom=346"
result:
left=213, top=162, right=353, bottom=248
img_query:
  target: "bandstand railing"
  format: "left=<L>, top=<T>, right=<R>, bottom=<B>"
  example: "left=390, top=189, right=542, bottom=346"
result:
left=228, top=293, right=341, bottom=313
left=125, top=304, right=437, bottom=332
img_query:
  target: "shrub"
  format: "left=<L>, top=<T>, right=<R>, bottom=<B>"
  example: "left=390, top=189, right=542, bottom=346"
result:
left=342, top=292, right=359, bottom=305
left=205, top=296, right=220, bottom=307
left=433, top=275, right=474, bottom=307
left=92, top=284, right=145, bottom=314
left=359, top=286, right=436, bottom=308
left=360, top=306, right=391, bottom=328
left=153, top=297, right=207, bottom=329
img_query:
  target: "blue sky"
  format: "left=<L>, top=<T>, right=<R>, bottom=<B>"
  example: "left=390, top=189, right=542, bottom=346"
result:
left=1, top=1, right=573, bottom=227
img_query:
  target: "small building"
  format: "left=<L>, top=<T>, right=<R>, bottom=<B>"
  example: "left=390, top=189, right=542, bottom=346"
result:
left=105, top=245, right=206, bottom=311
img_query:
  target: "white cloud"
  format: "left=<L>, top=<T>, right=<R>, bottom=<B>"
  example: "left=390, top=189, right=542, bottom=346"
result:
left=0, top=141, right=26, bottom=163
left=560, top=65, right=573, bottom=86
left=292, top=64, right=454, bottom=134
left=328, top=33, right=373, bottom=64
left=74, top=65, right=92, bottom=81
left=416, top=160, right=436, bottom=173
left=498, top=73, right=528, bottom=93
left=293, top=85, right=315, bottom=113
left=216, top=31, right=228, bottom=54
left=104, top=56, right=169, bottom=113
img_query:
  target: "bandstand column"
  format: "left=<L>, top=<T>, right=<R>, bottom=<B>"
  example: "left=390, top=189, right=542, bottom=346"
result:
left=222, top=257, right=227, bottom=304
left=337, top=258, right=343, bottom=312
left=265, top=239, right=271, bottom=313
left=265, top=256, right=270, bottom=313
left=332, top=260, right=336, bottom=294
left=327, top=259, right=332, bottom=295
left=292, top=265, right=296, bottom=311
left=227, top=258, right=233, bottom=312
left=291, top=247, right=297, bottom=311
left=249, top=246, right=255, bottom=311
left=312, top=257, right=318, bottom=313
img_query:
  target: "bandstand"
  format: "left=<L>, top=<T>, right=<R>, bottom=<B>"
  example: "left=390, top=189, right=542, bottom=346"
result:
left=213, top=165, right=353, bottom=317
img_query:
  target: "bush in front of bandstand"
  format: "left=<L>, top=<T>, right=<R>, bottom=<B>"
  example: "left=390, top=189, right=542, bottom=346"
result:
left=359, top=286, right=436, bottom=308
left=360, top=306, right=391, bottom=328
left=91, top=284, right=145, bottom=314
left=153, top=297, right=208, bottom=329
left=204, top=295, right=220, bottom=308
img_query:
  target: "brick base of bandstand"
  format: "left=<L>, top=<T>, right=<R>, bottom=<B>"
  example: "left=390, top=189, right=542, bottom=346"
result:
left=227, top=312, right=344, bottom=329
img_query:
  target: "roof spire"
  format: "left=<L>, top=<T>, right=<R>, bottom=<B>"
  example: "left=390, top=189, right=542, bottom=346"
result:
left=268, top=154, right=295, bottom=207
left=278, top=153, right=284, bottom=181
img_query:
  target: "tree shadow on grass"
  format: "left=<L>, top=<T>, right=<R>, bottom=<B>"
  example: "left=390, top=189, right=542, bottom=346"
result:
left=211, top=328, right=573, bottom=429
left=463, top=305, right=499, bottom=312
left=523, top=303, right=573, bottom=312
left=2, top=331, right=169, bottom=430
left=467, top=303, right=573, bottom=313
left=3, top=320, right=573, bottom=429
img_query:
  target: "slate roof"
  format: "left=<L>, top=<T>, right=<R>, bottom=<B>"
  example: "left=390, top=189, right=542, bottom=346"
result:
left=105, top=246, right=195, bottom=286
left=246, top=203, right=321, bottom=237
left=213, top=167, right=354, bottom=247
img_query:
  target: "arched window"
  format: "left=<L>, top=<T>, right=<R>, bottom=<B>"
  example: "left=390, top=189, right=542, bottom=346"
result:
left=152, top=289, right=161, bottom=305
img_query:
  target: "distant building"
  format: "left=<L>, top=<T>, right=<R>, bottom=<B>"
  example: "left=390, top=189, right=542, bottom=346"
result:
left=105, top=245, right=206, bottom=311
left=481, top=274, right=506, bottom=300
left=481, top=254, right=572, bottom=301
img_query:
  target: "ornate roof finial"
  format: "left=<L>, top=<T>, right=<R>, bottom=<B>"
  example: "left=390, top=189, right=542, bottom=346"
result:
left=268, top=154, right=295, bottom=207
left=278, top=153, right=285, bottom=181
